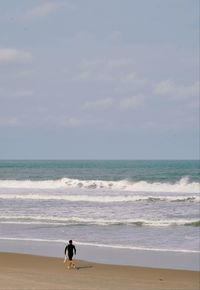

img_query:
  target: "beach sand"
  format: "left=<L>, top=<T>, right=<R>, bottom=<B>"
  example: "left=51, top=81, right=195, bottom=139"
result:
left=0, top=252, right=199, bottom=290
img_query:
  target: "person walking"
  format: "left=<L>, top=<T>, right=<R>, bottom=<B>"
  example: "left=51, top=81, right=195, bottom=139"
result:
left=64, top=240, right=76, bottom=269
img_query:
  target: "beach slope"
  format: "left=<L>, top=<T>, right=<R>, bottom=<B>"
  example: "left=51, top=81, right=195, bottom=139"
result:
left=0, top=253, right=199, bottom=290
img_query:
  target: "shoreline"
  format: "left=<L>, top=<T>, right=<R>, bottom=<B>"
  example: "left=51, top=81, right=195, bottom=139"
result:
left=0, top=238, right=199, bottom=271
left=0, top=252, right=199, bottom=290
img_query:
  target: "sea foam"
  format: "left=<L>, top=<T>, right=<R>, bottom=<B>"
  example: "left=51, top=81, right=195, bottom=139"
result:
left=0, top=176, right=199, bottom=193
left=0, top=215, right=199, bottom=227
left=0, top=193, right=199, bottom=203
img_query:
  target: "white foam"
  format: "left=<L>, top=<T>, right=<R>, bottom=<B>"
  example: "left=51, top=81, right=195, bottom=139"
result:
left=0, top=176, right=199, bottom=193
left=0, top=193, right=199, bottom=202
left=0, top=237, right=199, bottom=253
left=0, top=215, right=198, bottom=227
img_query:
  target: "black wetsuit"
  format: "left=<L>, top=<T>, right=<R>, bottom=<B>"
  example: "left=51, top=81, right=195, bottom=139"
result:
left=65, top=243, right=76, bottom=261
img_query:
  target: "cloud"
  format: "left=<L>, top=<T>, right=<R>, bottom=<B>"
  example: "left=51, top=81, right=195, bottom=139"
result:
left=69, top=58, right=149, bottom=90
left=83, top=98, right=114, bottom=110
left=27, top=2, right=69, bottom=19
left=0, top=48, right=32, bottom=63
left=73, top=67, right=139, bottom=84
left=62, top=117, right=81, bottom=128
left=15, top=70, right=33, bottom=78
left=14, top=90, right=34, bottom=97
left=74, top=58, right=133, bottom=83
left=0, top=117, right=19, bottom=127
left=119, top=96, right=143, bottom=109
left=154, top=80, right=199, bottom=99
left=110, top=30, right=122, bottom=41
left=107, top=58, right=132, bottom=69
left=0, top=88, right=33, bottom=99
left=73, top=31, right=94, bottom=42
left=82, top=96, right=144, bottom=111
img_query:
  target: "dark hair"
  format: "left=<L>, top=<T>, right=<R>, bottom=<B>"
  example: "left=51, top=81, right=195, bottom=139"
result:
left=69, top=240, right=72, bottom=244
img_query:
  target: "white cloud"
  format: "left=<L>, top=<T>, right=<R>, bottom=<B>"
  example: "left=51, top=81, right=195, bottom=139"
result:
left=14, top=90, right=34, bottom=97
left=73, top=68, right=140, bottom=84
left=62, top=117, right=81, bottom=128
left=107, top=58, right=132, bottom=69
left=119, top=96, right=143, bottom=109
left=0, top=88, right=33, bottom=99
left=73, top=31, right=94, bottom=42
left=110, top=30, right=121, bottom=41
left=82, top=96, right=144, bottom=111
left=15, top=70, right=33, bottom=78
left=83, top=98, right=114, bottom=110
left=0, top=117, right=19, bottom=127
left=122, top=73, right=137, bottom=82
left=70, top=58, right=148, bottom=88
left=0, top=48, right=32, bottom=63
left=154, top=80, right=199, bottom=99
left=27, top=2, right=69, bottom=19
left=76, top=70, right=91, bottom=81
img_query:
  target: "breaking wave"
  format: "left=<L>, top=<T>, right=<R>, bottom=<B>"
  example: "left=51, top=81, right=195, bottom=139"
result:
left=0, top=215, right=199, bottom=227
left=0, top=176, right=199, bottom=193
left=0, top=193, right=199, bottom=203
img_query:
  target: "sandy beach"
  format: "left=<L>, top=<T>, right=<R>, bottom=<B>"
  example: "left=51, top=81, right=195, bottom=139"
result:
left=0, top=252, right=199, bottom=290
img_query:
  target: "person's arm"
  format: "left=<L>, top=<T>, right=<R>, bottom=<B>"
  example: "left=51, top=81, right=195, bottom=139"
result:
left=74, top=246, right=76, bottom=255
left=64, top=245, right=68, bottom=255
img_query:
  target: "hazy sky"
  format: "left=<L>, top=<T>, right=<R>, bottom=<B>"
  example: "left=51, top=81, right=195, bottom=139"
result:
left=0, top=0, right=199, bottom=159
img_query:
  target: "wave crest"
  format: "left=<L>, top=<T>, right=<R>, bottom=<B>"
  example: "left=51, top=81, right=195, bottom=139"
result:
left=0, top=193, right=199, bottom=203
left=0, top=176, right=199, bottom=193
left=0, top=215, right=199, bottom=227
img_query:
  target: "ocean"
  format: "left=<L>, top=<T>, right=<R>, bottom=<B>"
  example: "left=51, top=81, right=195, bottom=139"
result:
left=0, top=160, right=199, bottom=254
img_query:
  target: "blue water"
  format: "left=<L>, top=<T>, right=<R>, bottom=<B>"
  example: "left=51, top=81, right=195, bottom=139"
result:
left=0, top=160, right=199, bottom=253
left=0, top=160, right=199, bottom=182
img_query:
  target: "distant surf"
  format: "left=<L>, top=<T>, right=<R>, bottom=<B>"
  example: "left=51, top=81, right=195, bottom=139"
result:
left=0, top=193, right=199, bottom=203
left=0, top=176, right=199, bottom=193
left=0, top=160, right=199, bottom=254
left=0, top=215, right=199, bottom=227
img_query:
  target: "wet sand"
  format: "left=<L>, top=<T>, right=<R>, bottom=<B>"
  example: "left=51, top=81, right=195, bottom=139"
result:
left=0, top=252, right=199, bottom=290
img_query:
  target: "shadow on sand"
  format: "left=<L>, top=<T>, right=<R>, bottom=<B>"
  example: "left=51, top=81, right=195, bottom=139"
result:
left=76, top=266, right=93, bottom=270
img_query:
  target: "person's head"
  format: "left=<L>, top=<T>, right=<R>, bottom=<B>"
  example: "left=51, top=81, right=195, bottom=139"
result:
left=69, top=240, right=72, bottom=244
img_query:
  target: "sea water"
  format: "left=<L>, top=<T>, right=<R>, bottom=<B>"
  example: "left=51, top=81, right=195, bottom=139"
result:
left=0, top=160, right=199, bottom=254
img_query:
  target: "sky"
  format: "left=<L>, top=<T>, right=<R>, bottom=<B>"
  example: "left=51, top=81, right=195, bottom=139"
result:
left=0, top=0, right=199, bottom=159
